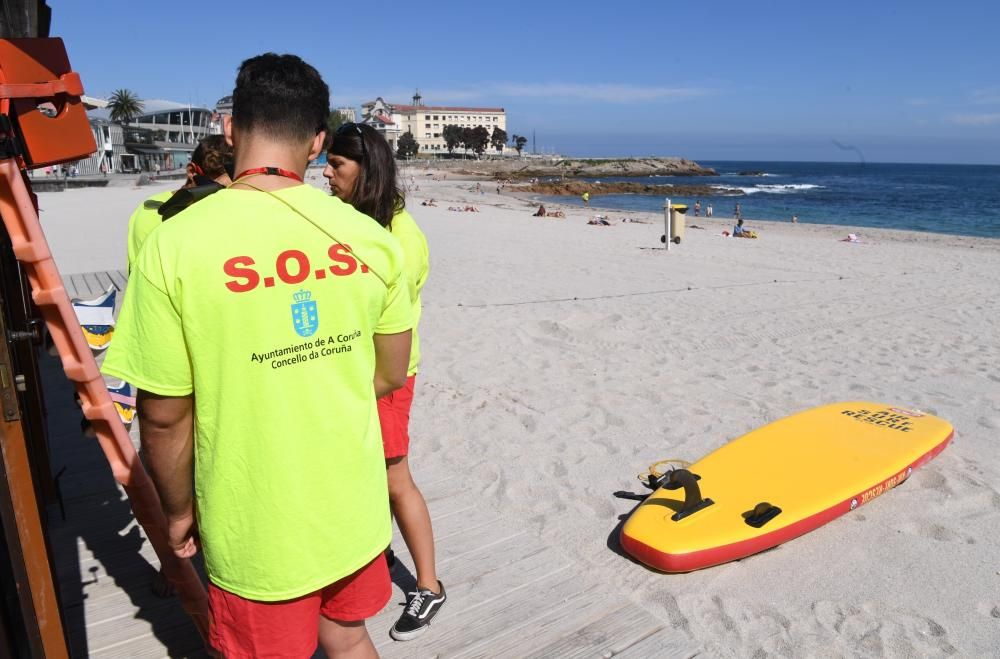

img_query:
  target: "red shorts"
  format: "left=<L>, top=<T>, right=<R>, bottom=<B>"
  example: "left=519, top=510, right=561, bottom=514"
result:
left=208, top=554, right=390, bottom=658
left=378, top=375, right=416, bottom=459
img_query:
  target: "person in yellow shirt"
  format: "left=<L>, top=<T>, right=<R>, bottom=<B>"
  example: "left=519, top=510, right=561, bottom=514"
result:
left=103, top=53, right=412, bottom=658
left=125, top=135, right=233, bottom=273
left=325, top=123, right=444, bottom=642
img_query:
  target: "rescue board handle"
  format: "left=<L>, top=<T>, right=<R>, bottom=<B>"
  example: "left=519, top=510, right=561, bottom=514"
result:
left=662, top=469, right=715, bottom=521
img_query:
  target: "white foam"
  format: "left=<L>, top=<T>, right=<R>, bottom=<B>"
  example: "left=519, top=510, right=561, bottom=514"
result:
left=709, top=183, right=822, bottom=195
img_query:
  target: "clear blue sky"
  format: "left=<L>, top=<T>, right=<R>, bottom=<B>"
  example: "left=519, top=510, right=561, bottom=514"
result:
left=52, top=0, right=1000, bottom=164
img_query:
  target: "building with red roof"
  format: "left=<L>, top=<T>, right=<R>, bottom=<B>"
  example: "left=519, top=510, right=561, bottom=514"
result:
left=362, top=90, right=508, bottom=156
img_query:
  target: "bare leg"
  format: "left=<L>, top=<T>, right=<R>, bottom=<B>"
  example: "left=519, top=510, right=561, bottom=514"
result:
left=318, top=617, right=377, bottom=659
left=386, top=456, right=438, bottom=591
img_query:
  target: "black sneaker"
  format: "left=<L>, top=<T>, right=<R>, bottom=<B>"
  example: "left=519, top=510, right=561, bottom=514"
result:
left=390, top=581, right=446, bottom=641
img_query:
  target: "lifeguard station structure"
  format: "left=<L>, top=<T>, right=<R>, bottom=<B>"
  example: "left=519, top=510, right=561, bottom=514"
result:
left=0, top=14, right=207, bottom=657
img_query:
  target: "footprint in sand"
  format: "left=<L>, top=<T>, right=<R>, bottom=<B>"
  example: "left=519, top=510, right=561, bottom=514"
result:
left=520, top=414, right=537, bottom=433
left=978, top=416, right=1000, bottom=430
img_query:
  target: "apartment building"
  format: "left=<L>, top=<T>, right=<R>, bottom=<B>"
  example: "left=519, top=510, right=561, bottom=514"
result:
left=361, top=92, right=507, bottom=155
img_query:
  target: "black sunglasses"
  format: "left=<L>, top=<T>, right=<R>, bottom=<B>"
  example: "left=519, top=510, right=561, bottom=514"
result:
left=336, top=122, right=368, bottom=163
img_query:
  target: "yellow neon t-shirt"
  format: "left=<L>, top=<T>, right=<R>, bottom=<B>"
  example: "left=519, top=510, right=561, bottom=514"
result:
left=390, top=210, right=429, bottom=376
left=126, top=190, right=173, bottom=273
left=103, top=185, right=412, bottom=601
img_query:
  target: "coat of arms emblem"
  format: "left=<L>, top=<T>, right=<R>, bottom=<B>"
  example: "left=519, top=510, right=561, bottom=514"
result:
left=291, top=289, right=318, bottom=337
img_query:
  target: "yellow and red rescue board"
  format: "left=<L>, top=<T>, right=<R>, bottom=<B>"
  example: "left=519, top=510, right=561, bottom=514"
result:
left=620, top=402, right=953, bottom=573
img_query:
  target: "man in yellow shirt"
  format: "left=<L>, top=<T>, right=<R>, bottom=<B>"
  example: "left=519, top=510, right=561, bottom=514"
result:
left=103, top=53, right=412, bottom=658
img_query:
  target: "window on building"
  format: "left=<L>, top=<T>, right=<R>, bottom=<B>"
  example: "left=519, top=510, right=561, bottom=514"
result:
left=433, top=115, right=439, bottom=120
left=424, top=133, right=431, bottom=138
left=425, top=123, right=431, bottom=128
left=425, top=115, right=430, bottom=120
left=433, top=133, right=440, bottom=138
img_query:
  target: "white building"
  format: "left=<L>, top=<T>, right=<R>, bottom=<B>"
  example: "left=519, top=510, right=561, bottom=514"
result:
left=133, top=100, right=218, bottom=144
left=361, top=92, right=507, bottom=155
left=129, top=100, right=220, bottom=170
left=334, top=107, right=357, bottom=123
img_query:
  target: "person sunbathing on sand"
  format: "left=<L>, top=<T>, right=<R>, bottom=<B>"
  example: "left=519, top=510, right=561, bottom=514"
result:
left=588, top=217, right=613, bottom=226
left=733, top=219, right=758, bottom=238
left=546, top=210, right=565, bottom=218
left=421, top=198, right=437, bottom=206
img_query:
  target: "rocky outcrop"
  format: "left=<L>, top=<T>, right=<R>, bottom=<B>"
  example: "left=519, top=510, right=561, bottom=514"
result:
left=438, top=157, right=717, bottom=179
left=522, top=180, right=740, bottom=198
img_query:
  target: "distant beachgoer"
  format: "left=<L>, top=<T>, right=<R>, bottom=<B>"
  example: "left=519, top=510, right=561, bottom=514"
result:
left=706, top=204, right=713, bottom=217
left=694, top=200, right=701, bottom=217
left=792, top=214, right=798, bottom=223
left=475, top=182, right=481, bottom=194
left=534, top=204, right=546, bottom=217
left=582, top=191, right=590, bottom=207
left=734, top=202, right=742, bottom=220
left=496, top=184, right=501, bottom=195
left=421, top=198, right=437, bottom=207
left=733, top=218, right=757, bottom=238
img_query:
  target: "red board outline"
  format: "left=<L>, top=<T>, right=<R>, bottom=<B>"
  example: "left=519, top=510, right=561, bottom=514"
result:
left=620, top=431, right=953, bottom=573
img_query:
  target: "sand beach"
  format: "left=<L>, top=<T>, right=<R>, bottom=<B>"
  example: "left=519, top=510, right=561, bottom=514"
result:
left=36, top=168, right=1000, bottom=656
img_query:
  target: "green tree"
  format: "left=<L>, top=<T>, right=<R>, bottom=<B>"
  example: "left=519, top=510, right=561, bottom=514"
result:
left=442, top=124, right=462, bottom=154
left=327, top=110, right=350, bottom=133
left=397, top=131, right=419, bottom=159
left=469, top=126, right=490, bottom=157
left=490, top=127, right=507, bottom=153
left=108, top=89, right=144, bottom=124
left=511, top=134, right=528, bottom=156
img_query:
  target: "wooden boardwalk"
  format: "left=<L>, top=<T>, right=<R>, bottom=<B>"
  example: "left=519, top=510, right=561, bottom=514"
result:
left=43, top=270, right=699, bottom=658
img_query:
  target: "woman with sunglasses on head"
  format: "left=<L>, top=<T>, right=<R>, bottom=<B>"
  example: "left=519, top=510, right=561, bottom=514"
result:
left=324, top=123, right=445, bottom=641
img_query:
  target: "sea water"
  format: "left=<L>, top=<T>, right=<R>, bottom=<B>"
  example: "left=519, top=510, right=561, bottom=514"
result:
left=537, top=161, right=1000, bottom=239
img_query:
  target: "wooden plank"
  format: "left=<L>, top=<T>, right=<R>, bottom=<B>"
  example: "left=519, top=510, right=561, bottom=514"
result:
left=105, top=270, right=127, bottom=291
left=96, top=270, right=116, bottom=292
left=66, top=273, right=88, bottom=298
left=397, top=575, right=604, bottom=658
left=371, top=546, right=570, bottom=651
left=520, top=606, right=667, bottom=659
left=369, top=533, right=560, bottom=640
left=84, top=271, right=105, bottom=296
left=79, top=612, right=203, bottom=658
left=388, top=515, right=527, bottom=572
left=610, top=627, right=702, bottom=659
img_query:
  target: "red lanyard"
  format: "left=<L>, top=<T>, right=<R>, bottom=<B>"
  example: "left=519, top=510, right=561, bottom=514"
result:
left=234, top=166, right=303, bottom=182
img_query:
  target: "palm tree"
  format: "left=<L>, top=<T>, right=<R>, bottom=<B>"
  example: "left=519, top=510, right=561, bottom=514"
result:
left=108, top=89, right=144, bottom=124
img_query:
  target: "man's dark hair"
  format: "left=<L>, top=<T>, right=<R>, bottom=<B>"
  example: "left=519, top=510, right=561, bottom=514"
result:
left=232, top=53, right=329, bottom=143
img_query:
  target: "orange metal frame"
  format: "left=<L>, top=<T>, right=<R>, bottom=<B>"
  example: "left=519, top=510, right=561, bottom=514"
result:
left=0, top=38, right=208, bottom=643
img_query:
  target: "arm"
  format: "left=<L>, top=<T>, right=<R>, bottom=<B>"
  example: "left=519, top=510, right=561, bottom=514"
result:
left=137, top=390, right=197, bottom=557
left=373, top=330, right=412, bottom=398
